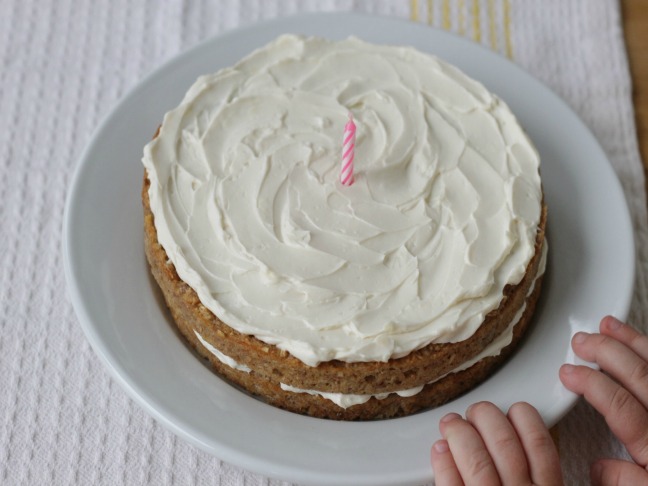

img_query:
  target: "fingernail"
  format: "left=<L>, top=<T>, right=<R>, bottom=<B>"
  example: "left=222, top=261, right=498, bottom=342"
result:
left=573, top=332, right=588, bottom=344
left=433, top=440, right=449, bottom=453
left=561, top=364, right=576, bottom=374
left=606, top=316, right=622, bottom=331
left=466, top=401, right=490, bottom=417
left=440, top=413, right=460, bottom=423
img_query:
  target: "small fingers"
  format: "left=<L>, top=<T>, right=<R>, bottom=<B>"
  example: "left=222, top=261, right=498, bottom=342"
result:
left=507, top=402, right=563, bottom=485
left=570, top=330, right=648, bottom=408
left=560, top=364, right=648, bottom=467
left=591, top=458, right=648, bottom=486
left=465, top=401, right=530, bottom=484
left=430, top=440, right=463, bottom=486
left=599, top=315, right=648, bottom=363
left=439, top=413, right=500, bottom=485
left=435, top=404, right=563, bottom=485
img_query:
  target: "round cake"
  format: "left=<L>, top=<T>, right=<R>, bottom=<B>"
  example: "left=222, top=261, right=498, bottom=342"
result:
left=142, top=35, right=548, bottom=420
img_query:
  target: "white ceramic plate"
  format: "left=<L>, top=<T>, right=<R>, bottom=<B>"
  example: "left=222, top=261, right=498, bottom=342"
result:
left=63, top=12, right=635, bottom=486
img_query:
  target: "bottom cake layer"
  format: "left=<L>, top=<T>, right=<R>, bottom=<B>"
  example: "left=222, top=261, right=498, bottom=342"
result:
left=175, top=263, right=543, bottom=420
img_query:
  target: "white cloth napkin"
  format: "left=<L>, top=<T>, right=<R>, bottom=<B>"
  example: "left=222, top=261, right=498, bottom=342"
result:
left=1, top=0, right=646, bottom=484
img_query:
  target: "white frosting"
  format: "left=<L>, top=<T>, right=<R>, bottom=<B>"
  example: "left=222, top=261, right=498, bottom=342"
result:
left=279, top=242, right=546, bottom=409
left=192, top=244, right=546, bottom=408
left=194, top=330, right=251, bottom=373
left=144, top=35, right=543, bottom=366
left=279, top=383, right=425, bottom=409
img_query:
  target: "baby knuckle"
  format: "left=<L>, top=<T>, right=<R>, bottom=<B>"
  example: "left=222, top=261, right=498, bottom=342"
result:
left=467, top=450, right=496, bottom=479
left=629, top=361, right=648, bottom=384
left=493, top=433, right=520, bottom=452
left=526, top=430, right=554, bottom=453
left=609, top=387, right=634, bottom=415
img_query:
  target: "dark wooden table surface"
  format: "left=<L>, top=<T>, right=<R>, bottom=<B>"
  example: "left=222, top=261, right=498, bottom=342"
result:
left=622, top=0, right=648, bottom=195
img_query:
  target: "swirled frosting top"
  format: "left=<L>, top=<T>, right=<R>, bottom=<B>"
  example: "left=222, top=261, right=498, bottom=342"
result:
left=143, top=35, right=543, bottom=366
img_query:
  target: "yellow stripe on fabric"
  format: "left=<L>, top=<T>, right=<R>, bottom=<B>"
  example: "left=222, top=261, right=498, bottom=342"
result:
left=487, top=0, right=498, bottom=51
left=414, top=0, right=511, bottom=58
left=471, top=0, right=482, bottom=42
left=442, top=0, right=451, bottom=30
left=503, top=0, right=513, bottom=58
left=458, top=0, right=466, bottom=35
left=411, top=0, right=419, bottom=22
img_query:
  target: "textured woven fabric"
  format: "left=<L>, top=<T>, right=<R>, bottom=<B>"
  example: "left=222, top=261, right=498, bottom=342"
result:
left=1, top=0, right=646, bottom=484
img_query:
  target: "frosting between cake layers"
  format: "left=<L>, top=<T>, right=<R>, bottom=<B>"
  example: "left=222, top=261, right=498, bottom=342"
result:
left=143, top=35, right=543, bottom=366
left=194, top=330, right=252, bottom=373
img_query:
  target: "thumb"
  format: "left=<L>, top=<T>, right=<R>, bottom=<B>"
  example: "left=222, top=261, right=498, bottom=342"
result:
left=591, top=459, right=648, bottom=486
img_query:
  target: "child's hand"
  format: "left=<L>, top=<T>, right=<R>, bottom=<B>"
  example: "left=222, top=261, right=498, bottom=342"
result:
left=430, top=401, right=563, bottom=485
left=430, top=316, right=648, bottom=485
left=560, top=316, right=648, bottom=485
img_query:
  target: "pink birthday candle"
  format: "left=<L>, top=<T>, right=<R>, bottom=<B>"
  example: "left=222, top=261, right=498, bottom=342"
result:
left=340, top=113, right=356, bottom=186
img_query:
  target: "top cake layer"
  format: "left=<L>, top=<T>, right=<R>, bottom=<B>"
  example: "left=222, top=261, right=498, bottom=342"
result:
left=142, top=35, right=542, bottom=366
